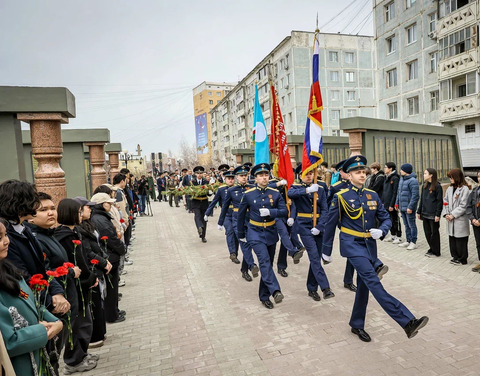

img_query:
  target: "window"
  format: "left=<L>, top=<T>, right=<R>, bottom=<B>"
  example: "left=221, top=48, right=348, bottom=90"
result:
left=407, top=60, right=418, bottom=80
left=386, top=35, right=397, bottom=54
left=345, top=52, right=354, bottom=64
left=465, top=124, right=476, bottom=133
left=441, top=72, right=477, bottom=100
left=347, top=109, right=357, bottom=118
left=347, top=91, right=356, bottom=101
left=408, top=96, right=419, bottom=115
left=387, top=68, right=397, bottom=87
left=439, top=26, right=475, bottom=60
left=406, top=24, right=417, bottom=44
left=430, top=91, right=439, bottom=111
left=429, top=13, right=436, bottom=33
left=385, top=2, right=395, bottom=22
left=332, top=129, right=340, bottom=136
left=208, top=91, right=212, bottom=96
left=330, top=71, right=339, bottom=82
left=331, top=110, right=340, bottom=120
left=440, top=0, right=472, bottom=18
left=209, top=100, right=213, bottom=104
left=345, top=72, right=355, bottom=82
left=406, top=0, right=416, bottom=8
left=388, top=102, right=398, bottom=119
left=331, top=90, right=340, bottom=101
left=430, top=52, right=438, bottom=73
left=329, top=51, right=338, bottom=62
left=216, top=92, right=221, bottom=97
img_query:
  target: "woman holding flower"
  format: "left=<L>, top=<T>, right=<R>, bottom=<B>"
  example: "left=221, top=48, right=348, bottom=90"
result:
left=0, top=217, right=63, bottom=376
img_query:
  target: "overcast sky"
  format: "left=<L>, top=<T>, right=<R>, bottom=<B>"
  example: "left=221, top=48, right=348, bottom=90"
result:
left=0, top=0, right=373, bottom=157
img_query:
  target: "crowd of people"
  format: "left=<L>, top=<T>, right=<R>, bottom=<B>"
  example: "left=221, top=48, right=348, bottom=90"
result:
left=0, top=168, right=140, bottom=376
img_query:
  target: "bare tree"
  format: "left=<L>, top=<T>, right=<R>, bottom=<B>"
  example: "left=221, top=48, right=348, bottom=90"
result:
left=178, top=139, right=198, bottom=168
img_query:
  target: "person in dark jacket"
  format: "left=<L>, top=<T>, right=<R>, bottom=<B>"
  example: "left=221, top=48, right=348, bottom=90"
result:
left=382, top=163, right=402, bottom=243
left=368, top=162, right=385, bottom=198
left=396, top=164, right=420, bottom=250
left=137, top=176, right=148, bottom=215
left=90, top=193, right=126, bottom=324
left=417, top=168, right=443, bottom=257
left=55, top=199, right=98, bottom=374
left=466, top=170, right=480, bottom=272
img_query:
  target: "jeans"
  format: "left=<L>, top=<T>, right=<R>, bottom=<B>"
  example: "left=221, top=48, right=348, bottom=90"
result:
left=400, top=211, right=417, bottom=243
left=138, top=194, right=147, bottom=213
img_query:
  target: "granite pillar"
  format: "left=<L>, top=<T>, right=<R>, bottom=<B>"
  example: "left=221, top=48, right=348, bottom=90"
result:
left=107, top=151, right=120, bottom=182
left=85, top=142, right=107, bottom=190
left=17, top=113, right=68, bottom=203
left=344, top=129, right=366, bottom=156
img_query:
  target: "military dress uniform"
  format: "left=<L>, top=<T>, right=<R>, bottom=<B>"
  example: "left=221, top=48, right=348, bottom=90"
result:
left=191, top=166, right=210, bottom=242
left=205, top=171, right=239, bottom=262
left=323, top=155, right=428, bottom=341
left=288, top=166, right=334, bottom=300
left=237, top=163, right=287, bottom=308
left=218, top=166, right=258, bottom=280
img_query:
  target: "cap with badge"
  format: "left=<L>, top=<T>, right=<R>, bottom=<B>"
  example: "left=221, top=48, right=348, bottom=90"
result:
left=218, top=164, right=230, bottom=172
left=181, top=168, right=188, bottom=173
left=233, top=165, right=250, bottom=175
left=251, top=163, right=271, bottom=176
left=193, top=166, right=205, bottom=173
left=295, top=164, right=303, bottom=175
left=342, top=155, right=368, bottom=173
left=223, top=170, right=235, bottom=178
left=243, top=162, right=253, bottom=168
left=336, top=159, right=347, bottom=171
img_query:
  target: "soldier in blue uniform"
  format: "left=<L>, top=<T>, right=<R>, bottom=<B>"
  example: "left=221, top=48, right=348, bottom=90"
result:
left=323, top=155, right=428, bottom=342
left=204, top=169, right=239, bottom=263
left=190, top=166, right=210, bottom=243
left=243, top=162, right=255, bottom=185
left=237, top=163, right=287, bottom=309
left=218, top=165, right=259, bottom=282
left=217, top=164, right=229, bottom=184
left=288, top=164, right=334, bottom=301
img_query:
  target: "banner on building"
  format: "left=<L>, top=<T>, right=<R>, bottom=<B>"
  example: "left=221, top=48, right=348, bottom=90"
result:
left=195, top=113, right=209, bottom=155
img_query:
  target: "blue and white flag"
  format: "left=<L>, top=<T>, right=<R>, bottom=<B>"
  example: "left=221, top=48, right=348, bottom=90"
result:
left=253, top=84, right=269, bottom=164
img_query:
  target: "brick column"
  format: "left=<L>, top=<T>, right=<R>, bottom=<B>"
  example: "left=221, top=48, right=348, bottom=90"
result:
left=107, top=151, right=120, bottom=182
left=344, top=129, right=366, bottom=156
left=85, top=142, right=107, bottom=190
left=17, top=113, right=68, bottom=203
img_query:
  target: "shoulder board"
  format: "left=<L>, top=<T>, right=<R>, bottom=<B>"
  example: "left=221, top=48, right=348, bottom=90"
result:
left=245, top=187, right=256, bottom=193
left=269, top=178, right=278, bottom=182
left=266, top=187, right=278, bottom=192
left=336, top=188, right=349, bottom=196
left=292, top=183, right=303, bottom=186
left=332, top=181, right=342, bottom=187
left=364, top=188, right=376, bottom=194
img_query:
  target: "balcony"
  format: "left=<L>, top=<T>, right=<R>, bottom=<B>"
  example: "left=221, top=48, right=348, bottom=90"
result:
left=437, top=2, right=477, bottom=39
left=439, top=47, right=479, bottom=79
left=439, top=94, right=480, bottom=122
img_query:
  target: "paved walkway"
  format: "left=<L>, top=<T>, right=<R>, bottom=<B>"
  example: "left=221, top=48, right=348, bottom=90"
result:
left=79, top=201, right=480, bottom=376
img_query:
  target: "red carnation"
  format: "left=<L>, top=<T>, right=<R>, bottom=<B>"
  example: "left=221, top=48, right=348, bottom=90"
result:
left=128, top=216, right=133, bottom=220
left=202, top=185, right=205, bottom=189
left=31, top=274, right=44, bottom=280
left=72, top=240, right=81, bottom=245
left=55, top=266, right=69, bottom=277
left=443, top=202, right=449, bottom=206
left=101, top=236, right=108, bottom=241
left=46, top=270, right=59, bottom=278
left=90, top=259, right=99, bottom=265
left=120, top=218, right=125, bottom=223
left=63, top=262, right=74, bottom=269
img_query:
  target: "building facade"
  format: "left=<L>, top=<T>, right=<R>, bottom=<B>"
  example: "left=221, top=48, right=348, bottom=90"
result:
left=192, top=82, right=235, bottom=166
left=210, top=31, right=377, bottom=165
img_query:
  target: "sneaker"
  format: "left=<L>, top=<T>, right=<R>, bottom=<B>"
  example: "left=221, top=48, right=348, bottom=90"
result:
left=406, top=243, right=418, bottom=250
left=450, top=259, right=461, bottom=265
left=392, top=237, right=402, bottom=244
left=88, top=340, right=104, bottom=349
left=121, top=270, right=127, bottom=275
left=64, top=359, right=97, bottom=374
left=118, top=280, right=126, bottom=287
left=398, top=241, right=410, bottom=248
left=85, top=353, right=99, bottom=362
left=124, top=259, right=133, bottom=265
left=384, top=235, right=394, bottom=242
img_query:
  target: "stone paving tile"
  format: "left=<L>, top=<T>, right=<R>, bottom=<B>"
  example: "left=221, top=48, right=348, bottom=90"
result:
left=60, top=201, right=480, bottom=375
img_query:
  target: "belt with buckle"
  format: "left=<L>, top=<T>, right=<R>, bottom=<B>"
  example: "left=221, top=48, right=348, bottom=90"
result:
left=340, top=226, right=371, bottom=238
left=249, top=219, right=275, bottom=227
left=297, top=213, right=320, bottom=218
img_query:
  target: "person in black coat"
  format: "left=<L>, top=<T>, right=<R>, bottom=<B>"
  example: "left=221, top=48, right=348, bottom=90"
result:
left=417, top=168, right=443, bottom=257
left=90, top=193, right=126, bottom=324
left=190, top=166, right=211, bottom=242
left=54, top=199, right=98, bottom=373
left=368, top=162, right=385, bottom=198
left=382, top=163, right=402, bottom=243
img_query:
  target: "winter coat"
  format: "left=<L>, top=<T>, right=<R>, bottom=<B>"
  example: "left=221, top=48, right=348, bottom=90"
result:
left=395, top=172, right=419, bottom=212
left=417, top=182, right=443, bottom=219
left=90, top=207, right=126, bottom=265
left=382, top=171, right=400, bottom=209
left=368, top=170, right=385, bottom=198
left=76, top=224, right=108, bottom=280
left=466, top=186, right=480, bottom=222
left=443, top=185, right=471, bottom=238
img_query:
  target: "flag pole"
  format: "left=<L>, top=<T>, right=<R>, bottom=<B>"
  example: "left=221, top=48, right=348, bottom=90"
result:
left=312, top=24, right=319, bottom=227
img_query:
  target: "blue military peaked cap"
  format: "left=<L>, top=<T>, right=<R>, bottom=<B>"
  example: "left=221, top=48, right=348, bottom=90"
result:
left=233, top=165, right=250, bottom=175
left=342, top=155, right=368, bottom=173
left=295, top=164, right=302, bottom=175
left=243, top=162, right=253, bottom=168
left=223, top=170, right=235, bottom=178
left=336, top=159, right=347, bottom=171
left=193, top=166, right=205, bottom=173
left=251, top=163, right=271, bottom=176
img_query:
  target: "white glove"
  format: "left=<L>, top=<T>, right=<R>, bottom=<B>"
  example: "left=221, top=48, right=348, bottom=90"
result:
left=239, top=237, right=247, bottom=243
left=259, top=208, right=270, bottom=217
left=217, top=225, right=224, bottom=231
left=306, top=184, right=319, bottom=193
left=287, top=218, right=294, bottom=227
left=369, top=228, right=383, bottom=240
left=278, top=179, right=287, bottom=186
left=311, top=227, right=320, bottom=236
left=204, top=215, right=209, bottom=222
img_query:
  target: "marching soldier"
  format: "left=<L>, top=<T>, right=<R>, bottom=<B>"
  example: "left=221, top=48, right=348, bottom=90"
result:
left=287, top=165, right=335, bottom=301
left=191, top=166, right=210, bottom=243
left=237, top=163, right=287, bottom=309
left=218, top=165, right=259, bottom=281
left=167, top=172, right=179, bottom=207
left=204, top=169, right=239, bottom=263
left=217, top=164, right=230, bottom=184
left=322, top=155, right=428, bottom=342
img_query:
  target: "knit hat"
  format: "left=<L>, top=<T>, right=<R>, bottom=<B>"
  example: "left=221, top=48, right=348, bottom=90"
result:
left=401, top=163, right=413, bottom=174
